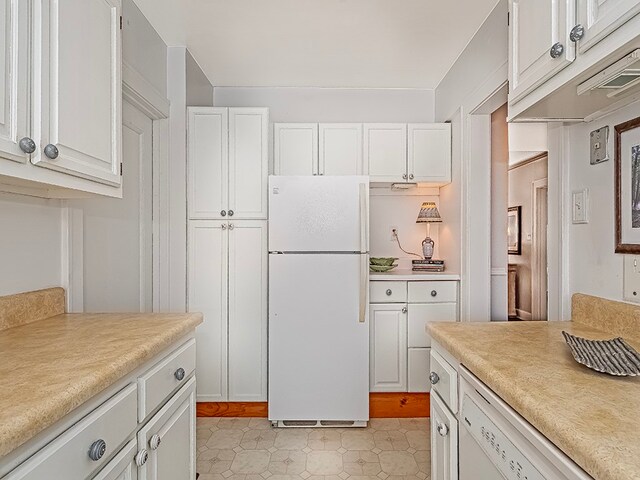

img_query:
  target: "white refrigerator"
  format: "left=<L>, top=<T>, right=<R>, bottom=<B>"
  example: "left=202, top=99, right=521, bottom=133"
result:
left=268, top=176, right=370, bottom=426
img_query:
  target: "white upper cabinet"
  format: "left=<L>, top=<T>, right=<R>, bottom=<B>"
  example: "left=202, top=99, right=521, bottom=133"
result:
left=188, top=107, right=268, bottom=220
left=274, top=123, right=318, bottom=175
left=576, top=0, right=640, bottom=53
left=319, top=123, right=363, bottom=175
left=509, top=0, right=575, bottom=103
left=0, top=0, right=29, bottom=164
left=364, top=124, right=407, bottom=183
left=408, top=124, right=452, bottom=186
left=188, top=108, right=228, bottom=219
left=32, top=0, right=122, bottom=186
left=228, top=108, right=269, bottom=219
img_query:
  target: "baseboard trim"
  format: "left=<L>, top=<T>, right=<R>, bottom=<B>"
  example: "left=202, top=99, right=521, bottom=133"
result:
left=197, top=393, right=431, bottom=418
left=197, top=402, right=268, bottom=417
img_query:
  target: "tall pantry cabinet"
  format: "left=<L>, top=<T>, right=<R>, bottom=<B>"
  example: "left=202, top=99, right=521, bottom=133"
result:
left=187, top=107, right=268, bottom=402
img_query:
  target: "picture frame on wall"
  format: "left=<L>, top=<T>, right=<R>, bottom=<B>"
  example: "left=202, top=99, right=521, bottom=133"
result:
left=508, top=206, right=522, bottom=255
left=615, top=116, right=640, bottom=253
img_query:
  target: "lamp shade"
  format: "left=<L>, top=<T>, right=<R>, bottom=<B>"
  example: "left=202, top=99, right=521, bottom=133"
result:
left=416, top=202, right=442, bottom=223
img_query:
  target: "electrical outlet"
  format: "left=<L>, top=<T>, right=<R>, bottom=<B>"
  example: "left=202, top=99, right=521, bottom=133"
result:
left=390, top=226, right=398, bottom=241
left=624, top=255, right=640, bottom=303
left=590, top=126, right=609, bottom=165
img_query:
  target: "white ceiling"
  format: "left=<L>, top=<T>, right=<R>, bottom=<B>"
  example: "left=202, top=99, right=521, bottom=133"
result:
left=132, top=0, right=500, bottom=89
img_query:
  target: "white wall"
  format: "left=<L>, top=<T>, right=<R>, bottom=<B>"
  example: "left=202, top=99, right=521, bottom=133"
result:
left=186, top=51, right=214, bottom=107
left=214, top=87, right=435, bottom=123
left=0, top=194, right=64, bottom=296
left=568, top=101, right=640, bottom=302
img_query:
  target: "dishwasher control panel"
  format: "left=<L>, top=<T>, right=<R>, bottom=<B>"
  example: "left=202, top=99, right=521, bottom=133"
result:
left=461, top=395, right=546, bottom=480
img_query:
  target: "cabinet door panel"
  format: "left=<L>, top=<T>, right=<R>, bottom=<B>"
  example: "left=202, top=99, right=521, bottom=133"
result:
left=408, top=348, right=430, bottom=393
left=431, top=392, right=458, bottom=480
left=364, top=124, right=407, bottom=183
left=33, top=0, right=122, bottom=185
left=93, top=440, right=138, bottom=480
left=0, top=0, right=28, bottom=163
left=509, top=0, right=575, bottom=103
left=319, top=124, right=363, bottom=175
left=577, top=0, right=640, bottom=52
left=274, top=123, right=318, bottom=175
left=228, top=221, right=268, bottom=401
left=370, top=304, right=407, bottom=392
left=188, top=221, right=228, bottom=402
left=229, top=108, right=268, bottom=219
left=188, top=108, right=228, bottom=219
left=408, top=124, right=451, bottom=185
left=408, top=303, right=457, bottom=348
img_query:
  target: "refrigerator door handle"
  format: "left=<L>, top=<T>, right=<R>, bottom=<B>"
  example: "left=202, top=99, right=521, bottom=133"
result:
left=359, top=254, right=368, bottom=323
left=359, top=182, right=368, bottom=254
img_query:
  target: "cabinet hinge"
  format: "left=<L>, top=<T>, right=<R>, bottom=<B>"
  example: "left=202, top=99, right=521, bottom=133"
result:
left=120, top=163, right=123, bottom=175
left=120, top=16, right=123, bottom=30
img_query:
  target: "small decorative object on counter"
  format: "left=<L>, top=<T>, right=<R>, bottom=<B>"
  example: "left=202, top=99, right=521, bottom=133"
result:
left=416, top=202, right=442, bottom=259
left=412, top=259, right=445, bottom=272
left=369, top=257, right=398, bottom=272
left=562, top=331, right=640, bottom=376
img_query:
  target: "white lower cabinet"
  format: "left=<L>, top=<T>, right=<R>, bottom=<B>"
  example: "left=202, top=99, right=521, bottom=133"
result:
left=408, top=348, right=431, bottom=392
left=430, top=391, right=458, bottom=480
left=369, top=303, right=407, bottom=392
left=137, top=378, right=196, bottom=480
left=93, top=440, right=138, bottom=480
left=188, top=220, right=268, bottom=402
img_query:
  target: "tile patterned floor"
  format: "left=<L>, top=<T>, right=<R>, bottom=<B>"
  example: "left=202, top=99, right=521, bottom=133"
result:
left=196, top=418, right=431, bottom=480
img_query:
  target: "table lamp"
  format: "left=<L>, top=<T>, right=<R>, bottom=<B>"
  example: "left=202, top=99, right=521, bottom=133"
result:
left=416, top=202, right=442, bottom=260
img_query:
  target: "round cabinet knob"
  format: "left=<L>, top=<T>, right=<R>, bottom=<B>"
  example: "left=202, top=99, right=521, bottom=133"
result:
left=149, top=434, right=162, bottom=450
left=88, top=439, right=107, bottom=461
left=19, top=137, right=36, bottom=154
left=431, top=290, right=438, bottom=297
left=386, top=289, right=393, bottom=296
left=175, top=367, right=186, bottom=381
left=569, top=24, right=585, bottom=42
left=229, top=224, right=234, bottom=230
left=437, top=423, right=449, bottom=437
left=429, top=371, right=440, bottom=385
left=135, top=449, right=149, bottom=467
left=549, top=42, right=564, bottom=59
left=44, top=144, right=59, bottom=159
left=228, top=210, right=234, bottom=217
left=402, top=307, right=408, bottom=314
left=220, top=210, right=227, bottom=217
left=409, top=174, right=414, bottom=180
left=221, top=224, right=227, bottom=230
left=402, top=174, right=408, bottom=180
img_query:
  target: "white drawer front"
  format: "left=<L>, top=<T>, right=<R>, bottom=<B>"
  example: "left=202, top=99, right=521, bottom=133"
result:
left=408, top=348, right=431, bottom=393
left=370, top=281, right=407, bottom=303
left=408, top=281, right=457, bottom=303
left=430, top=349, right=458, bottom=414
left=138, top=339, right=196, bottom=421
left=6, top=384, right=137, bottom=480
left=408, top=303, right=457, bottom=348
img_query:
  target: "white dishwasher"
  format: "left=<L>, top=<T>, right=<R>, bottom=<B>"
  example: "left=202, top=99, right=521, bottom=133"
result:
left=459, top=367, right=593, bottom=480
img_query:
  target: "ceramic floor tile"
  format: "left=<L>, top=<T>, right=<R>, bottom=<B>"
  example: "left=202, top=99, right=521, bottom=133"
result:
left=378, top=451, right=419, bottom=475
left=242, top=429, right=277, bottom=450
left=341, top=431, right=375, bottom=451
left=368, top=419, right=401, bottom=431
left=398, top=419, right=429, bottom=431
left=230, top=450, right=271, bottom=474
left=309, top=430, right=342, bottom=450
left=405, top=431, right=429, bottom=451
left=207, top=429, right=246, bottom=449
left=307, top=451, right=344, bottom=475
left=274, top=429, right=310, bottom=450
left=268, top=450, right=308, bottom=475
left=372, top=431, right=410, bottom=451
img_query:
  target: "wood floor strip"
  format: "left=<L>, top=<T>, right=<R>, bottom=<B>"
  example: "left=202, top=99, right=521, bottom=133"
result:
left=197, top=402, right=268, bottom=417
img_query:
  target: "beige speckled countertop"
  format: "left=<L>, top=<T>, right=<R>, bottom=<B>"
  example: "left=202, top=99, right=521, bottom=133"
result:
left=429, top=320, right=640, bottom=480
left=0, top=312, right=202, bottom=458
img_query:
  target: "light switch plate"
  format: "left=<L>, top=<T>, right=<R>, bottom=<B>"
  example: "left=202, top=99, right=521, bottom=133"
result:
left=590, top=126, right=609, bottom=165
left=623, top=255, right=640, bottom=303
left=572, top=189, right=589, bottom=224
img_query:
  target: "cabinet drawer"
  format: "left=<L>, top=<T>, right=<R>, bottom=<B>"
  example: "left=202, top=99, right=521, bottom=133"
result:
left=138, top=339, right=196, bottom=421
left=370, top=281, right=407, bottom=303
left=408, top=348, right=430, bottom=393
left=408, top=281, right=457, bottom=303
left=408, top=303, right=457, bottom=348
left=430, top=350, right=458, bottom=414
left=5, top=384, right=137, bottom=480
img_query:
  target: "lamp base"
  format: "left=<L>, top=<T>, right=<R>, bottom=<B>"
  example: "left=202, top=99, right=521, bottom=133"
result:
left=422, top=237, right=435, bottom=260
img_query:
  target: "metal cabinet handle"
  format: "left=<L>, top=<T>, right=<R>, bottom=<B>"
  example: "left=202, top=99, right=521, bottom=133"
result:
left=437, top=423, right=449, bottom=437
left=175, top=367, right=185, bottom=381
left=135, top=449, right=149, bottom=467
left=228, top=210, right=234, bottom=217
left=549, top=42, right=564, bottom=59
left=430, top=372, right=440, bottom=385
left=431, top=290, right=438, bottom=297
left=402, top=307, right=408, bottom=314
left=149, top=434, right=162, bottom=450
left=88, top=439, right=107, bottom=461
left=409, top=174, right=414, bottom=180
left=221, top=224, right=227, bottom=230
left=229, top=224, right=234, bottom=230
left=570, top=24, right=584, bottom=42
left=220, top=210, right=227, bottom=217
left=19, top=137, right=36, bottom=154
left=402, top=173, right=408, bottom=180
left=386, top=289, right=393, bottom=296
left=44, top=144, right=59, bottom=159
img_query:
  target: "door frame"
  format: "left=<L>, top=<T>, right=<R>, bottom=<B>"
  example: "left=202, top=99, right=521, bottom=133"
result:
left=65, top=63, right=170, bottom=312
left=531, top=177, right=548, bottom=320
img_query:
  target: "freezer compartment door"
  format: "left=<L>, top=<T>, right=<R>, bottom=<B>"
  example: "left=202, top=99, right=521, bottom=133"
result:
left=269, top=253, right=369, bottom=421
left=268, top=176, right=369, bottom=253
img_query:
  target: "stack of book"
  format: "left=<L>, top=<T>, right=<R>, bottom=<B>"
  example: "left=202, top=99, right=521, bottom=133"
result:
left=412, top=259, right=445, bottom=272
